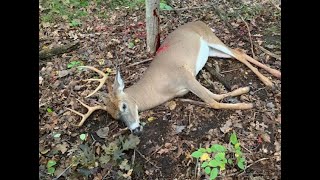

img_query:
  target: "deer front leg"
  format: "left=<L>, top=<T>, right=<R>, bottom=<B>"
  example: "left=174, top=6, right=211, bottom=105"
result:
left=185, top=75, right=253, bottom=110
left=206, top=86, right=250, bottom=101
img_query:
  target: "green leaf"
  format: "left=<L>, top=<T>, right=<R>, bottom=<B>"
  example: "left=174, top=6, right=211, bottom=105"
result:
left=53, top=133, right=61, bottom=138
left=80, top=134, right=86, bottom=141
left=220, top=163, right=226, bottom=170
left=237, top=160, right=245, bottom=170
left=234, top=143, right=241, bottom=150
left=67, top=61, right=82, bottom=69
left=201, top=161, right=208, bottom=168
left=128, top=42, right=135, bottom=48
left=208, top=159, right=220, bottom=167
left=227, top=159, right=233, bottom=164
left=235, top=149, right=242, bottom=156
left=160, top=2, right=173, bottom=10
left=98, top=154, right=110, bottom=165
left=47, top=108, right=53, bottom=113
left=199, top=148, right=206, bottom=153
left=122, top=134, right=140, bottom=150
left=238, top=157, right=246, bottom=163
left=210, top=168, right=218, bottom=180
left=230, top=132, right=238, bottom=145
left=70, top=19, right=81, bottom=27
left=206, top=148, right=212, bottom=153
left=205, top=166, right=211, bottom=175
left=210, top=144, right=226, bottom=152
left=191, top=151, right=203, bottom=158
left=214, top=152, right=225, bottom=161
left=47, top=160, right=56, bottom=168
left=47, top=167, right=55, bottom=175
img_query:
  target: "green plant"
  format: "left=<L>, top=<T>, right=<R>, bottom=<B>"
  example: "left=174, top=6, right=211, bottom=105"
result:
left=40, top=0, right=89, bottom=23
left=47, top=160, right=57, bottom=175
left=230, top=132, right=246, bottom=170
left=70, top=134, right=140, bottom=178
left=191, top=131, right=246, bottom=180
left=67, top=60, right=83, bottom=68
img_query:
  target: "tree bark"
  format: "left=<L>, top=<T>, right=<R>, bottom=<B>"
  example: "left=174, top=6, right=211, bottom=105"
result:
left=39, top=41, right=80, bottom=60
left=145, top=0, right=160, bottom=55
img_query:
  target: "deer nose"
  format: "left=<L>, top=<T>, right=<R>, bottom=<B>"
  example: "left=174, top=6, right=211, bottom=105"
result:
left=132, top=126, right=142, bottom=135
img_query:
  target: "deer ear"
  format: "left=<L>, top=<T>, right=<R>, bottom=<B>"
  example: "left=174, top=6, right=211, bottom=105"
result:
left=113, top=70, right=124, bottom=94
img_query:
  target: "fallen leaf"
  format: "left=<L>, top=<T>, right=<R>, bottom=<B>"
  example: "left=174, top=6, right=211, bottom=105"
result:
left=174, top=125, right=185, bottom=134
left=261, top=133, right=271, bottom=143
left=39, top=76, right=43, bottom=85
left=56, top=142, right=69, bottom=154
left=166, top=101, right=177, bottom=110
left=157, top=148, right=170, bottom=155
left=220, top=120, right=232, bottom=133
left=96, top=127, right=109, bottom=139
left=147, top=117, right=155, bottom=122
left=58, top=70, right=69, bottom=78
left=80, top=134, right=87, bottom=141
left=107, top=52, right=113, bottom=59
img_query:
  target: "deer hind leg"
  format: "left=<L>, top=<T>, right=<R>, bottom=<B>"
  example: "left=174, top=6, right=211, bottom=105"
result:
left=184, top=73, right=253, bottom=110
left=207, top=44, right=274, bottom=87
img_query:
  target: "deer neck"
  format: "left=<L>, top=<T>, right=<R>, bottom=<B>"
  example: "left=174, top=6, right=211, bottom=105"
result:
left=124, top=75, right=160, bottom=112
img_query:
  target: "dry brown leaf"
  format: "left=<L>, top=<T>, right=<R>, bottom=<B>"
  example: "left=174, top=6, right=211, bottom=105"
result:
left=166, top=101, right=177, bottom=110
left=56, top=142, right=69, bottom=154
left=261, top=133, right=271, bottom=143
left=220, top=120, right=232, bottom=133
left=96, top=127, right=109, bottom=139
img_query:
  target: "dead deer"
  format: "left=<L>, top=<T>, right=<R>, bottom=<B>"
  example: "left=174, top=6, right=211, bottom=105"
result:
left=67, top=21, right=281, bottom=135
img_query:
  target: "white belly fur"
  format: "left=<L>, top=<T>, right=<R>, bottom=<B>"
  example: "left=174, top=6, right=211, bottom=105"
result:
left=195, top=38, right=209, bottom=75
left=195, top=39, right=234, bottom=75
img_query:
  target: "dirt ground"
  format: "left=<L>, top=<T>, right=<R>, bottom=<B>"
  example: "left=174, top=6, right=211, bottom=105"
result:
left=39, top=0, right=281, bottom=179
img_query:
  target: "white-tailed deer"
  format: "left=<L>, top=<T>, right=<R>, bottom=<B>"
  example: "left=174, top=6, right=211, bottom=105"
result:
left=67, top=21, right=281, bottom=134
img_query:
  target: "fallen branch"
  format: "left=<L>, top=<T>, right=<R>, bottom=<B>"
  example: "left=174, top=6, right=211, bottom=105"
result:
left=256, top=45, right=281, bottom=60
left=238, top=157, right=269, bottom=176
left=241, top=17, right=256, bottom=59
left=161, top=4, right=212, bottom=11
left=178, top=98, right=208, bottom=107
left=127, top=58, right=153, bottom=68
left=205, top=64, right=232, bottom=91
left=135, top=149, right=160, bottom=169
left=39, top=41, right=80, bottom=60
left=53, top=164, right=72, bottom=180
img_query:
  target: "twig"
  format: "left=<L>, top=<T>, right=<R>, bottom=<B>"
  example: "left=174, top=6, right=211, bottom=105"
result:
left=112, top=127, right=129, bottom=138
left=240, top=144, right=252, bottom=153
left=39, top=41, right=80, bottom=60
left=52, top=164, right=72, bottom=180
left=127, top=58, right=153, bottom=68
left=256, top=45, right=281, bottom=60
left=178, top=98, right=209, bottom=107
left=251, top=87, right=266, bottom=94
left=90, top=134, right=96, bottom=146
left=238, top=157, right=269, bottom=176
left=135, top=149, right=160, bottom=169
left=220, top=69, right=239, bottom=74
left=132, top=149, right=136, bottom=167
left=219, top=157, right=269, bottom=177
left=241, top=17, right=256, bottom=59
left=162, top=4, right=212, bottom=11
left=269, top=0, right=281, bottom=10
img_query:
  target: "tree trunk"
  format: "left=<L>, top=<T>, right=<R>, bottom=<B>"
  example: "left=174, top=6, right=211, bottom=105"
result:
left=145, top=0, right=160, bottom=55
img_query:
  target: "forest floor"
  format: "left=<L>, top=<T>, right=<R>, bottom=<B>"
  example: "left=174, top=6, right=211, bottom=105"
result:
left=39, top=0, right=281, bottom=179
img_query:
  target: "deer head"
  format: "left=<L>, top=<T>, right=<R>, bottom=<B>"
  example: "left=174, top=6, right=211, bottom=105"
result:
left=67, top=66, right=143, bottom=135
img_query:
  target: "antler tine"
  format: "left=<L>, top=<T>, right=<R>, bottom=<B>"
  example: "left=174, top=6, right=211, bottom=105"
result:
left=67, top=99, right=106, bottom=127
left=79, top=66, right=109, bottom=98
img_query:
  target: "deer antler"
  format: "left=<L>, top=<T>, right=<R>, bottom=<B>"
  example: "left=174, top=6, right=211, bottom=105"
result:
left=67, top=99, right=106, bottom=127
left=79, top=66, right=109, bottom=98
